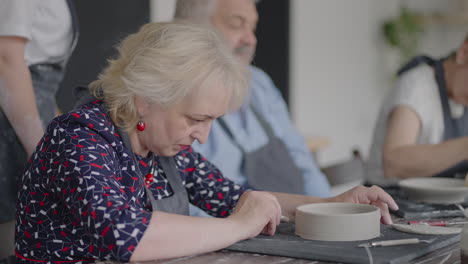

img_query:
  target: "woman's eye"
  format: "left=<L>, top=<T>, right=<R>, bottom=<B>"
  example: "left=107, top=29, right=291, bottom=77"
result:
left=190, top=118, right=204, bottom=123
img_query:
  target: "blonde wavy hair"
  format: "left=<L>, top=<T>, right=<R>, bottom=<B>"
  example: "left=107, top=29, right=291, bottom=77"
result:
left=89, top=22, right=248, bottom=130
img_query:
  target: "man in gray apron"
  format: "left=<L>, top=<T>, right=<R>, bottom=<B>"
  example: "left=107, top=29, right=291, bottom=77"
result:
left=365, top=36, right=468, bottom=184
left=0, top=1, right=78, bottom=262
left=174, top=0, right=331, bottom=200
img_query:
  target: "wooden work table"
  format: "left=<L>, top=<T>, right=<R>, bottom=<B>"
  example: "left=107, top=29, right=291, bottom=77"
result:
left=146, top=243, right=460, bottom=264
left=138, top=217, right=463, bottom=264
left=99, top=221, right=462, bottom=264
left=102, top=191, right=465, bottom=264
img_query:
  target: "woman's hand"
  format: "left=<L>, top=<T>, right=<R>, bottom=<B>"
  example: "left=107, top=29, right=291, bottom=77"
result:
left=329, top=185, right=399, bottom=225
left=229, top=191, right=282, bottom=239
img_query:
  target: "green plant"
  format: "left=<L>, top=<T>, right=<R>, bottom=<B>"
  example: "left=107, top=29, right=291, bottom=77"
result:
left=382, top=7, right=424, bottom=62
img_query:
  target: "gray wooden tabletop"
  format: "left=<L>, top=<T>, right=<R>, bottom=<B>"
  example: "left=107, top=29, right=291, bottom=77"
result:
left=145, top=216, right=464, bottom=264
left=148, top=243, right=460, bottom=264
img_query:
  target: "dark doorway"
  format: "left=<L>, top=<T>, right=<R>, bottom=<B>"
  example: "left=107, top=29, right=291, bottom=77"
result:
left=57, top=0, right=150, bottom=112
left=253, top=1, right=290, bottom=106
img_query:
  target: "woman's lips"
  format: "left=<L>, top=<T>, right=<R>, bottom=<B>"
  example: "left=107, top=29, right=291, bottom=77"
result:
left=179, top=145, right=190, bottom=150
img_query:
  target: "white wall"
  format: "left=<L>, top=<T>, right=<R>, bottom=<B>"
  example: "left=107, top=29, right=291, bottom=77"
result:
left=290, top=0, right=399, bottom=166
left=150, top=0, right=176, bottom=22
left=290, top=0, right=467, bottom=166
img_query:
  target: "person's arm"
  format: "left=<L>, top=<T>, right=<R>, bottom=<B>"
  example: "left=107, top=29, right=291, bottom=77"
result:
left=270, top=185, right=398, bottom=225
left=132, top=190, right=281, bottom=261
left=135, top=158, right=397, bottom=260
left=383, top=105, right=468, bottom=178
left=132, top=149, right=283, bottom=261
left=131, top=212, right=242, bottom=261
left=0, top=36, right=44, bottom=155
left=53, top=123, right=281, bottom=262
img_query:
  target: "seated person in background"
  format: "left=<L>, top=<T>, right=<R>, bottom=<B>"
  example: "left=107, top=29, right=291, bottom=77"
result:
left=174, top=0, right=331, bottom=197
left=366, top=34, right=468, bottom=185
left=15, top=22, right=397, bottom=263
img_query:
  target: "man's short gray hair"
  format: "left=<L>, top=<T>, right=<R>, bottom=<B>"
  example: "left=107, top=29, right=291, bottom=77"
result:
left=174, top=0, right=260, bottom=21
left=174, top=0, right=216, bottom=22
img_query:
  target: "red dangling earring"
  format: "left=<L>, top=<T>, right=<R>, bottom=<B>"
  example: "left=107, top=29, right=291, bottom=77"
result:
left=136, top=121, right=146, bottom=131
left=145, top=160, right=155, bottom=187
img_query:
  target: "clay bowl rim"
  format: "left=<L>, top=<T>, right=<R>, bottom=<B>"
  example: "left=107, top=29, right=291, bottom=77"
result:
left=295, top=202, right=380, bottom=217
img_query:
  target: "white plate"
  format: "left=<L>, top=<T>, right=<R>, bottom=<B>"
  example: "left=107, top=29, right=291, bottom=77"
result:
left=399, top=178, right=468, bottom=204
left=295, top=203, right=380, bottom=241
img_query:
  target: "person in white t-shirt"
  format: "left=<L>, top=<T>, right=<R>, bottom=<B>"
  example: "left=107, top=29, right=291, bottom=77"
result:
left=366, top=35, right=468, bottom=185
left=0, top=0, right=77, bottom=261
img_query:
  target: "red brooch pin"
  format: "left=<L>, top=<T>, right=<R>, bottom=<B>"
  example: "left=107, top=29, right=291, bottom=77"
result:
left=145, top=173, right=154, bottom=187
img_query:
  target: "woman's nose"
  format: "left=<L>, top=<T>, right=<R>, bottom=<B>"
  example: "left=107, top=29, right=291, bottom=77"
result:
left=193, top=123, right=212, bottom=145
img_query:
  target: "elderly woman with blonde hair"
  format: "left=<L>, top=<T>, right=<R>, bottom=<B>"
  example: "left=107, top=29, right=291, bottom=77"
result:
left=15, top=22, right=397, bottom=263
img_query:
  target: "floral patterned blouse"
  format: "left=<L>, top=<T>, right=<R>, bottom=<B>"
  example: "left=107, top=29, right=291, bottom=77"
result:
left=15, top=100, right=246, bottom=263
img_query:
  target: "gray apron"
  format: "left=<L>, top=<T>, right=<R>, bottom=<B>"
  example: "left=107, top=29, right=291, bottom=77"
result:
left=118, top=128, right=189, bottom=215
left=218, top=105, right=305, bottom=194
left=74, top=87, right=189, bottom=215
left=398, top=56, right=468, bottom=178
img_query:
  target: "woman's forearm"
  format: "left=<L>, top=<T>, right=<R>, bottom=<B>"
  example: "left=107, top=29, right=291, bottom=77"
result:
left=383, top=137, right=468, bottom=178
left=131, top=211, right=243, bottom=261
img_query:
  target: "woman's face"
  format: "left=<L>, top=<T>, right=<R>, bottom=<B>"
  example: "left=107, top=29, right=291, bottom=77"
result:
left=137, top=82, right=231, bottom=157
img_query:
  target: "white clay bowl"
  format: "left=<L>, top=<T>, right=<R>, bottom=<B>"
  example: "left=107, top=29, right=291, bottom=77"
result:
left=295, top=203, right=380, bottom=241
left=399, top=178, right=468, bottom=204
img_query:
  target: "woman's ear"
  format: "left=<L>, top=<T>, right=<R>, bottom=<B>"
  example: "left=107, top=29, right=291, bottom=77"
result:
left=455, top=40, right=468, bottom=65
left=134, top=95, right=150, bottom=117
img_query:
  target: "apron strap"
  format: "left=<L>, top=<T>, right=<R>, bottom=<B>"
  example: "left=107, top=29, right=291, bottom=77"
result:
left=159, top=157, right=187, bottom=194
left=249, top=103, right=277, bottom=139
left=397, top=55, right=435, bottom=76
left=217, top=117, right=247, bottom=155
left=158, top=157, right=190, bottom=214
left=217, top=104, right=305, bottom=193
left=217, top=103, right=276, bottom=154
left=116, top=124, right=189, bottom=214
left=434, top=58, right=468, bottom=140
left=434, top=59, right=457, bottom=139
left=431, top=58, right=468, bottom=178
left=72, top=89, right=189, bottom=214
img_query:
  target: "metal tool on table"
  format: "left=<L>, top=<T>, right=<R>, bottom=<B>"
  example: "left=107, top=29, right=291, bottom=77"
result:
left=408, top=220, right=468, bottom=226
left=456, top=204, right=468, bottom=218
left=358, top=238, right=436, bottom=248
